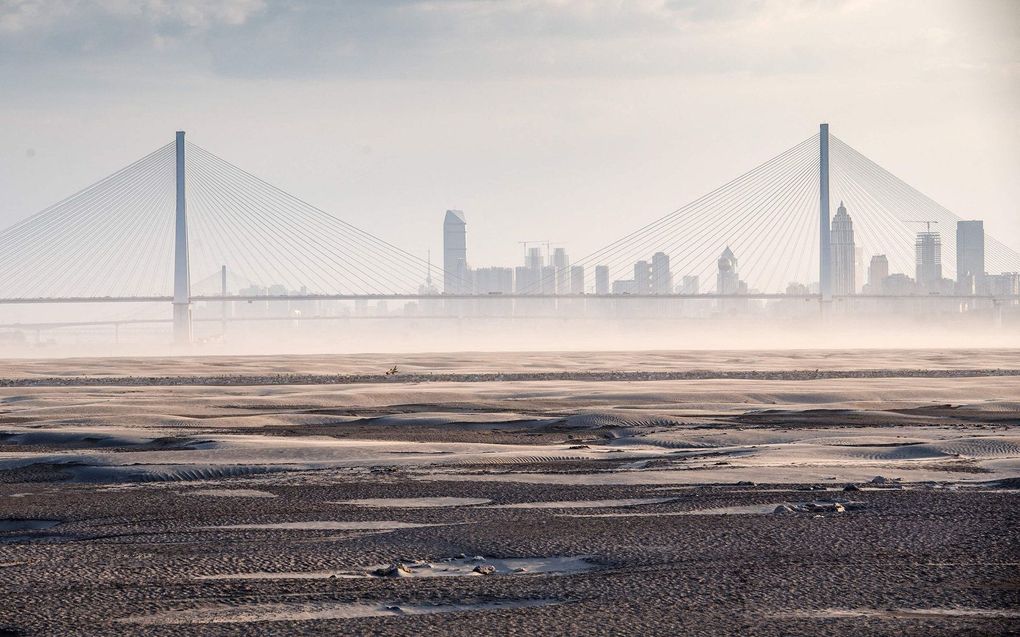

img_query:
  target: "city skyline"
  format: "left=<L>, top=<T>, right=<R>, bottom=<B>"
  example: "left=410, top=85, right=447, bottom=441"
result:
left=431, top=204, right=1017, bottom=298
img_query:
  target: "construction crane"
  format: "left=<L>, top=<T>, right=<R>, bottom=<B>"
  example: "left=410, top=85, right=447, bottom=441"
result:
left=518, top=240, right=558, bottom=262
left=904, top=220, right=939, bottom=233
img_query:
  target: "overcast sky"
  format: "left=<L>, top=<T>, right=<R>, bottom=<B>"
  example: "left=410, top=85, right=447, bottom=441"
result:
left=1, top=0, right=1017, bottom=270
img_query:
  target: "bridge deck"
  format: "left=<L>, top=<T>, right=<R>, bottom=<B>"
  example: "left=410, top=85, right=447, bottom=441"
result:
left=0, top=293, right=1012, bottom=305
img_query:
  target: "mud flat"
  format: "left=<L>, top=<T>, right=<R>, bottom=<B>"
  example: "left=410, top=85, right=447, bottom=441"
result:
left=0, top=349, right=1017, bottom=635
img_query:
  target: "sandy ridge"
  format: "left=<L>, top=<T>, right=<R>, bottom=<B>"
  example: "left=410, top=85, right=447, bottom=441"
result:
left=3, top=367, right=1020, bottom=388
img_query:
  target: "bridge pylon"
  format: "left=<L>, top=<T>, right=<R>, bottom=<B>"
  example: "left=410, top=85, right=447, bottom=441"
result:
left=173, top=131, right=192, bottom=344
left=819, top=122, right=832, bottom=303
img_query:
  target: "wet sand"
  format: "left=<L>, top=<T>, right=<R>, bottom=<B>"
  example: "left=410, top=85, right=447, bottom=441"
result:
left=0, top=349, right=1017, bottom=635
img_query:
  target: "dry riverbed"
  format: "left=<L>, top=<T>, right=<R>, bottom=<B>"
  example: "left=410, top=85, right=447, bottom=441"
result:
left=0, top=349, right=1017, bottom=636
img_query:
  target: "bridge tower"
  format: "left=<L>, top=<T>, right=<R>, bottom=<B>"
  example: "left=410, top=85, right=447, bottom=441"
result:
left=819, top=123, right=832, bottom=302
left=173, top=131, right=192, bottom=344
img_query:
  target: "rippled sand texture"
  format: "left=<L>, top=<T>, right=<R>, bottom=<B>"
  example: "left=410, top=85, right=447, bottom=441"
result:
left=0, top=349, right=1017, bottom=636
left=3, top=348, right=1020, bottom=378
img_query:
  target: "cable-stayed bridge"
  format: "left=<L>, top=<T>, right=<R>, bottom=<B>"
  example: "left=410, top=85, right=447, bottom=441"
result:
left=557, top=130, right=1018, bottom=297
left=1, top=124, right=1018, bottom=343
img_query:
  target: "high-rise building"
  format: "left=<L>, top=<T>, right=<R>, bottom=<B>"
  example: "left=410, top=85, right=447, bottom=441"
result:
left=540, top=265, right=557, bottom=295
left=680, top=275, right=699, bottom=295
left=634, top=260, right=652, bottom=294
left=854, top=246, right=865, bottom=294
left=915, top=231, right=942, bottom=291
left=867, top=254, right=889, bottom=294
left=552, top=247, right=570, bottom=294
left=985, top=272, right=1020, bottom=297
left=717, top=246, right=740, bottom=294
left=514, top=266, right=533, bottom=294
left=651, top=252, right=672, bottom=295
left=526, top=246, right=543, bottom=270
left=515, top=247, right=545, bottom=294
left=443, top=210, right=467, bottom=294
left=595, top=265, right=610, bottom=295
left=830, top=202, right=855, bottom=295
left=473, top=267, right=514, bottom=294
left=570, top=266, right=585, bottom=295
left=956, top=220, right=984, bottom=290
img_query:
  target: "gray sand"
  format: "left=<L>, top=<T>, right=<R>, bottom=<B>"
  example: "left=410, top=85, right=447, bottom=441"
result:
left=0, top=349, right=1017, bottom=636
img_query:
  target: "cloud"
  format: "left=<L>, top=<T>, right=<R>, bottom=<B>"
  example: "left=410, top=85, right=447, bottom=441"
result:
left=0, top=0, right=266, bottom=33
left=0, top=0, right=1015, bottom=84
left=0, top=1, right=828, bottom=75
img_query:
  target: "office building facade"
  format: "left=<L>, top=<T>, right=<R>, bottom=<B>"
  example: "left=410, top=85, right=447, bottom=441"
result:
left=443, top=210, right=467, bottom=294
left=830, top=202, right=856, bottom=295
left=956, top=220, right=984, bottom=292
left=595, top=265, right=610, bottom=295
left=651, top=251, right=672, bottom=295
left=915, top=231, right=942, bottom=291
left=717, top=246, right=740, bottom=294
left=866, top=254, right=889, bottom=294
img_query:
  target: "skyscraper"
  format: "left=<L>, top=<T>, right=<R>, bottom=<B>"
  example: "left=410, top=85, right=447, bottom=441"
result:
left=552, top=247, right=570, bottom=294
left=867, top=254, right=889, bottom=294
left=515, top=247, right=545, bottom=294
left=651, top=252, right=672, bottom=295
left=830, top=202, right=855, bottom=295
left=570, top=266, right=585, bottom=295
left=634, top=260, right=652, bottom=294
left=717, top=246, right=739, bottom=294
left=915, top=231, right=942, bottom=291
left=595, top=265, right=610, bottom=295
left=956, top=220, right=984, bottom=289
left=526, top=246, right=543, bottom=270
left=443, top=210, right=467, bottom=294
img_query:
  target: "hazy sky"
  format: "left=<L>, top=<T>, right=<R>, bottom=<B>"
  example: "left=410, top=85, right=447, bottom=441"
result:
left=1, top=0, right=1018, bottom=271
